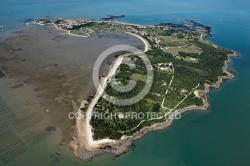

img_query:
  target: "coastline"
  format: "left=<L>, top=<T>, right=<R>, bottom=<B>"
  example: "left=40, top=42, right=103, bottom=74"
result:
left=34, top=20, right=239, bottom=161
left=71, top=50, right=238, bottom=161
left=70, top=38, right=239, bottom=161
left=32, top=22, right=90, bottom=37
left=33, top=22, right=151, bottom=41
left=124, top=32, right=150, bottom=52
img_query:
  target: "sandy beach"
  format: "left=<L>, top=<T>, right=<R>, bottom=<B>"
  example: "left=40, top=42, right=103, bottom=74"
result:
left=125, top=32, right=150, bottom=52
left=80, top=55, right=125, bottom=150
left=70, top=29, right=152, bottom=153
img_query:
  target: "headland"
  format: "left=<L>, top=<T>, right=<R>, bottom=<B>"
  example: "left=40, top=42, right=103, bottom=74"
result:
left=34, top=18, right=238, bottom=161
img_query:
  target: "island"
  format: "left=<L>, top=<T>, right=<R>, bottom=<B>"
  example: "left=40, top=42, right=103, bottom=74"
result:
left=101, top=15, right=126, bottom=21
left=35, top=18, right=238, bottom=161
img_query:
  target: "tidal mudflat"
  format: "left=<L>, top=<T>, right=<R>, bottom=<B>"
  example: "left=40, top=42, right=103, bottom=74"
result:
left=0, top=25, right=143, bottom=165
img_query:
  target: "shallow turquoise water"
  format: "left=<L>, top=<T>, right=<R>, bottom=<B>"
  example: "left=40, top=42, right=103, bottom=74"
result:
left=1, top=0, right=250, bottom=165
